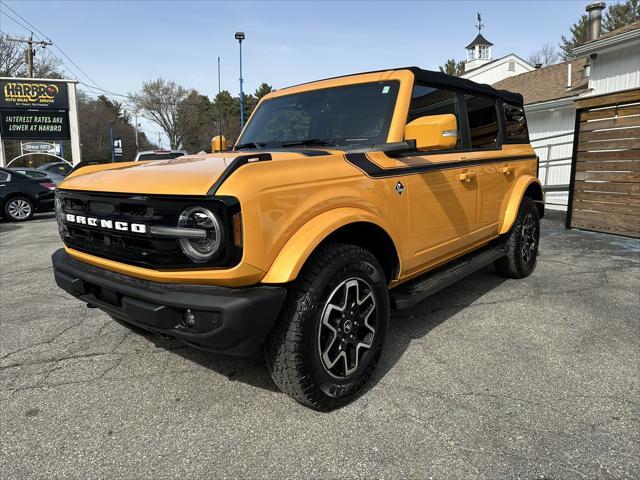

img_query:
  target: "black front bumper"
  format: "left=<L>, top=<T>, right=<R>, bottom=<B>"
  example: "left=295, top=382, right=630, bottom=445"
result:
left=52, top=249, right=287, bottom=356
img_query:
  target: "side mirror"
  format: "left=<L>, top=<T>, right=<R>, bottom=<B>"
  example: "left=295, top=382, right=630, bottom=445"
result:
left=404, top=114, right=458, bottom=151
left=211, top=135, right=228, bottom=153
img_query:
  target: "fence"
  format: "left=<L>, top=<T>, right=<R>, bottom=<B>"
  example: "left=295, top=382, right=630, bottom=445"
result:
left=566, top=88, right=640, bottom=238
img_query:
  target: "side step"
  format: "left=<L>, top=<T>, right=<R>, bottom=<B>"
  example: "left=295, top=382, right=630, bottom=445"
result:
left=391, top=245, right=505, bottom=310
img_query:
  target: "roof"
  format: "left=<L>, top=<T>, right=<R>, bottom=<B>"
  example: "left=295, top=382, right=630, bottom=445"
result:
left=461, top=53, right=533, bottom=77
left=585, top=20, right=640, bottom=44
left=285, top=66, right=524, bottom=105
left=465, top=33, right=494, bottom=49
left=492, top=58, right=589, bottom=106
left=573, top=20, right=640, bottom=56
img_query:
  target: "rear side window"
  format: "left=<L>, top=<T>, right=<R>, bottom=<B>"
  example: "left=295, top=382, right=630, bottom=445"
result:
left=464, top=95, right=499, bottom=149
left=408, top=85, right=462, bottom=150
left=503, top=103, right=529, bottom=143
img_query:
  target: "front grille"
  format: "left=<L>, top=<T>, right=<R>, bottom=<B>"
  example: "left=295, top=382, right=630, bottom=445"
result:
left=57, top=190, right=241, bottom=269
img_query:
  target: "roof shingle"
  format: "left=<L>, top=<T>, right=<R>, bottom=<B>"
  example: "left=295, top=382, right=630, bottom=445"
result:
left=492, top=58, right=590, bottom=105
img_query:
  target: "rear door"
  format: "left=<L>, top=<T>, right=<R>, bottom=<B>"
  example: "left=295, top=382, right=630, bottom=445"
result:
left=462, top=94, right=514, bottom=232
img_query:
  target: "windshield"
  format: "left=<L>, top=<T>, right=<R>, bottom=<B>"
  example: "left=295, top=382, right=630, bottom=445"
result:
left=237, top=81, right=400, bottom=149
left=137, top=152, right=185, bottom=160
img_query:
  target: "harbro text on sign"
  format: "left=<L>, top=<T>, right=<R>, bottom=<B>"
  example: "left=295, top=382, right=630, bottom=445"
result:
left=0, top=79, right=70, bottom=140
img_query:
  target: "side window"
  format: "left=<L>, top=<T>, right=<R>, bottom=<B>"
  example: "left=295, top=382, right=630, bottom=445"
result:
left=464, top=94, right=499, bottom=149
left=408, top=84, right=461, bottom=150
left=0, top=171, right=9, bottom=182
left=503, top=103, right=529, bottom=143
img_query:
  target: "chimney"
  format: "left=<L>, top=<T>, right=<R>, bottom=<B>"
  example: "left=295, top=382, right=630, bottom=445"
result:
left=567, top=62, right=573, bottom=88
left=534, top=63, right=543, bottom=69
left=586, top=2, right=606, bottom=41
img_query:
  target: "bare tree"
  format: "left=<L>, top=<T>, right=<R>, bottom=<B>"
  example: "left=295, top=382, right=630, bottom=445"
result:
left=0, top=35, right=24, bottom=76
left=0, top=34, right=63, bottom=78
left=130, top=79, right=191, bottom=149
left=528, top=43, right=561, bottom=67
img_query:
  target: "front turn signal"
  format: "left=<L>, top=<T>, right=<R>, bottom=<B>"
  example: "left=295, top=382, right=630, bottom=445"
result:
left=232, top=213, right=243, bottom=247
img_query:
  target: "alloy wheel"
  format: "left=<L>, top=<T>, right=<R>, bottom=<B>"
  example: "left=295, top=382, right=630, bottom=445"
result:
left=318, top=277, right=377, bottom=378
left=521, top=212, right=537, bottom=263
left=7, top=199, right=32, bottom=220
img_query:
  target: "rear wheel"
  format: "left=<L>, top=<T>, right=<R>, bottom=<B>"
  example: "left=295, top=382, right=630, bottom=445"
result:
left=3, top=196, right=34, bottom=222
left=495, top=196, right=540, bottom=279
left=265, top=243, right=389, bottom=411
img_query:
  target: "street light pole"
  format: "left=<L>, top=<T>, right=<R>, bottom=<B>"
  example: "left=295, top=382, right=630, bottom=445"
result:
left=235, top=32, right=246, bottom=129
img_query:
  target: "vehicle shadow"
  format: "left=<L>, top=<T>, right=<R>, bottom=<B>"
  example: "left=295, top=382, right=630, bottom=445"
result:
left=140, top=265, right=506, bottom=396
left=375, top=266, right=506, bottom=382
left=0, top=212, right=56, bottom=233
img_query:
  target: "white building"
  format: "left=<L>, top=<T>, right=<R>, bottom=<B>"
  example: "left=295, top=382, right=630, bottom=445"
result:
left=573, top=19, right=640, bottom=95
left=494, top=7, right=640, bottom=211
left=460, top=32, right=534, bottom=85
left=494, top=59, right=590, bottom=210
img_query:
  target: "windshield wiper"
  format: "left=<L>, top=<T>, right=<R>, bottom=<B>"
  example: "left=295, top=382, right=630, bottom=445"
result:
left=234, top=142, right=265, bottom=150
left=280, top=138, right=335, bottom=148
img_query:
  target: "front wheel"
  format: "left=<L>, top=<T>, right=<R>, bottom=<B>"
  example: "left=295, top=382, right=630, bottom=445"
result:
left=265, top=243, right=389, bottom=411
left=3, top=196, right=34, bottom=222
left=495, top=196, right=540, bottom=279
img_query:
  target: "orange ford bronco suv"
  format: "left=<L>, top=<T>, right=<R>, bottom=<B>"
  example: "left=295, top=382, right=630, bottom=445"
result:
left=52, top=67, right=543, bottom=410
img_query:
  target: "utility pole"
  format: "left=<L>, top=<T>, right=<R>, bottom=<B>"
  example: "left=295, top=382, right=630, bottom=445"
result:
left=134, top=113, right=140, bottom=153
left=6, top=34, right=53, bottom=78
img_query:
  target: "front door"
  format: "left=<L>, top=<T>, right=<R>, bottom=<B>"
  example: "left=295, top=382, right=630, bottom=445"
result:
left=405, top=153, right=479, bottom=272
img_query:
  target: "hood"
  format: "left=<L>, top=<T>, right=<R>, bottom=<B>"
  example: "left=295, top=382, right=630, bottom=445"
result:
left=58, top=149, right=336, bottom=196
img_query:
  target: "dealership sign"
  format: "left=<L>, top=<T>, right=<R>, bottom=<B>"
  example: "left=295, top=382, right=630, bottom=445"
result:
left=0, top=110, right=70, bottom=140
left=21, top=141, right=60, bottom=154
left=0, top=80, right=69, bottom=109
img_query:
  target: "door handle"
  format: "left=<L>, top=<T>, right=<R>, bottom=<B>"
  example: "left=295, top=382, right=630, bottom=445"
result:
left=502, top=165, right=515, bottom=175
left=458, top=171, right=477, bottom=182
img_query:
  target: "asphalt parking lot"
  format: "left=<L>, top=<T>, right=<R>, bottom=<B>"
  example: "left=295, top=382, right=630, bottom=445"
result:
left=1, top=213, right=638, bottom=479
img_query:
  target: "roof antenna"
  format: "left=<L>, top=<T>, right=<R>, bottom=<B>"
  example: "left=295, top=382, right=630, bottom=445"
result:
left=475, top=12, right=483, bottom=34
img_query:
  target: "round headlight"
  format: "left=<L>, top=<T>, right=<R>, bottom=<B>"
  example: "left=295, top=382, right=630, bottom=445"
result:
left=54, top=194, right=66, bottom=239
left=177, top=206, right=222, bottom=263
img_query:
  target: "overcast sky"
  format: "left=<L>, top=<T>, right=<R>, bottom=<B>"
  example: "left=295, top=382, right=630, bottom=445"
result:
left=1, top=0, right=586, bottom=146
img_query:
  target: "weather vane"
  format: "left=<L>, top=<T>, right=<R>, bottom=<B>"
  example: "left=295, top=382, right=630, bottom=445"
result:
left=476, top=12, right=483, bottom=34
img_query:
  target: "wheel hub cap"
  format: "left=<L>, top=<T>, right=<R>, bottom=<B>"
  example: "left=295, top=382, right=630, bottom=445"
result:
left=8, top=199, right=31, bottom=219
left=318, top=277, right=377, bottom=378
left=521, top=213, right=537, bottom=263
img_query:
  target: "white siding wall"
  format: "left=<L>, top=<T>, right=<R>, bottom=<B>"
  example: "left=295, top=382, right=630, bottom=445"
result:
left=462, top=58, right=533, bottom=85
left=526, top=105, right=576, bottom=210
left=590, top=43, right=640, bottom=95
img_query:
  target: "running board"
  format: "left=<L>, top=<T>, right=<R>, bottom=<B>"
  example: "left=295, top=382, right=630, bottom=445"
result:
left=391, top=245, right=505, bottom=310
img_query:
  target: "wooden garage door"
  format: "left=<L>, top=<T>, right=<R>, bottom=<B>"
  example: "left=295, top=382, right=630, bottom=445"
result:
left=567, top=89, right=640, bottom=238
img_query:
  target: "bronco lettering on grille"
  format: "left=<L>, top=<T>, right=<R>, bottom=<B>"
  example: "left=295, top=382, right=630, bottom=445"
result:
left=65, top=213, right=147, bottom=233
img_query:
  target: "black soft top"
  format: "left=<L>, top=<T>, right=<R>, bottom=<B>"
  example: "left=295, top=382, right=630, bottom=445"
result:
left=406, top=67, right=523, bottom=106
left=285, top=66, right=523, bottom=106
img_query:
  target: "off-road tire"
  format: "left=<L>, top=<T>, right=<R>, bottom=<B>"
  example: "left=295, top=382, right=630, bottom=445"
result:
left=3, top=196, right=34, bottom=222
left=265, top=243, right=389, bottom=411
left=495, top=196, right=540, bottom=279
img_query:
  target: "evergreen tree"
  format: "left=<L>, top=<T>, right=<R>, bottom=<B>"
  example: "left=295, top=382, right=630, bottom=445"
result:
left=560, top=1, right=640, bottom=59
left=439, top=59, right=466, bottom=76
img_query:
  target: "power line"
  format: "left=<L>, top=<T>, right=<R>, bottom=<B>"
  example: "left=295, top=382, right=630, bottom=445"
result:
left=0, top=1, right=48, bottom=40
left=0, top=0, right=102, bottom=89
left=79, top=82, right=133, bottom=100
left=0, top=15, right=82, bottom=81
